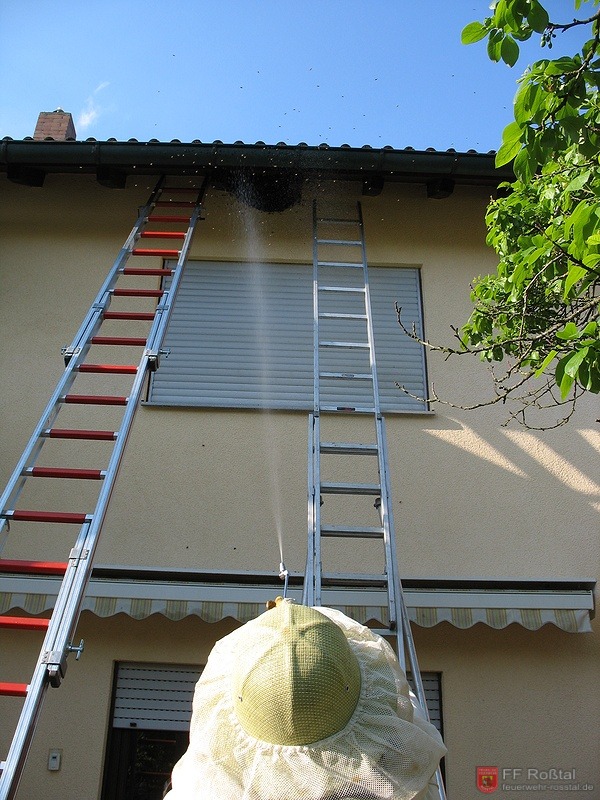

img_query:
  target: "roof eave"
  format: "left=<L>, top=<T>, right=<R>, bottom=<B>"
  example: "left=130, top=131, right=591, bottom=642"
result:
left=0, top=139, right=513, bottom=186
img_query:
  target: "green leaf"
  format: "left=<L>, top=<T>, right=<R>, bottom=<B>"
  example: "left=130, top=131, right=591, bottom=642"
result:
left=583, top=252, right=600, bottom=269
left=513, top=146, right=536, bottom=181
left=501, top=34, right=520, bottom=66
left=487, top=29, right=505, bottom=62
left=534, top=348, right=557, bottom=377
left=544, top=57, right=577, bottom=76
left=496, top=121, right=523, bottom=166
left=514, top=81, right=543, bottom=123
left=563, top=265, right=589, bottom=298
left=527, top=1, right=550, bottom=34
left=581, top=321, right=598, bottom=337
left=556, top=360, right=575, bottom=399
left=461, top=21, right=488, bottom=44
left=565, top=169, right=591, bottom=193
left=563, top=346, right=590, bottom=378
left=556, top=322, right=579, bottom=341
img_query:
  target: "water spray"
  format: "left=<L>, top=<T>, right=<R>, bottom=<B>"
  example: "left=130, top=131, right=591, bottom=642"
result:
left=279, top=561, right=289, bottom=598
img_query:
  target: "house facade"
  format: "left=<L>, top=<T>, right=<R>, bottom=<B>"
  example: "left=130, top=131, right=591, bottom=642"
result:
left=0, top=126, right=598, bottom=799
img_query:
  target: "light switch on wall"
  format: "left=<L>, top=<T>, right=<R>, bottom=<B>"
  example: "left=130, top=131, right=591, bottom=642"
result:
left=47, top=749, right=62, bottom=771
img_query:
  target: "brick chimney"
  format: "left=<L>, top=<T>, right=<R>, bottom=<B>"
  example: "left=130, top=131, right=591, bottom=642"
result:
left=33, top=108, right=77, bottom=141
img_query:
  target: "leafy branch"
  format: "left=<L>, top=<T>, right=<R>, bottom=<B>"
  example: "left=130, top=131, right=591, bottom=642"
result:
left=395, top=305, right=588, bottom=429
left=409, top=1, right=600, bottom=428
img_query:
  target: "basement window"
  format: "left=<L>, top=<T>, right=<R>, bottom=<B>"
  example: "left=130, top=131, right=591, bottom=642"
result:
left=101, top=662, right=443, bottom=800
left=101, top=662, right=201, bottom=800
left=147, top=261, right=427, bottom=412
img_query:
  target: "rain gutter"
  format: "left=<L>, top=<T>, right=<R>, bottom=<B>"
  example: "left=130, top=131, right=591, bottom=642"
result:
left=0, top=139, right=513, bottom=186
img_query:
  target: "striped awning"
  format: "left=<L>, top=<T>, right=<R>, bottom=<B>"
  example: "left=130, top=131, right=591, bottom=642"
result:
left=0, top=570, right=594, bottom=633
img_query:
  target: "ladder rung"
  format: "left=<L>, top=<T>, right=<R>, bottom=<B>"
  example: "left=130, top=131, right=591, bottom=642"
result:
left=320, top=482, right=381, bottom=495
left=319, top=404, right=375, bottom=413
left=319, top=286, right=365, bottom=293
left=44, top=428, right=117, bottom=441
left=321, top=572, right=387, bottom=586
left=319, top=341, right=369, bottom=349
left=320, top=442, right=378, bottom=455
left=112, top=288, right=164, bottom=298
left=320, top=372, right=372, bottom=381
left=154, top=200, right=196, bottom=207
left=140, top=231, right=186, bottom=240
left=316, top=217, right=358, bottom=224
left=317, top=239, right=361, bottom=246
left=131, top=248, right=180, bottom=258
left=368, top=628, right=395, bottom=637
left=3, top=510, right=91, bottom=524
left=321, top=525, right=384, bottom=539
left=162, top=187, right=201, bottom=193
left=26, top=467, right=105, bottom=480
left=64, top=394, right=128, bottom=406
left=0, top=616, right=49, bottom=631
left=122, top=267, right=174, bottom=276
left=317, top=261, right=362, bottom=268
left=78, top=364, right=138, bottom=374
left=319, top=312, right=367, bottom=320
left=0, top=560, right=67, bottom=575
left=0, top=683, right=28, bottom=697
left=103, top=311, right=155, bottom=321
left=147, top=215, right=191, bottom=223
left=91, top=336, right=147, bottom=346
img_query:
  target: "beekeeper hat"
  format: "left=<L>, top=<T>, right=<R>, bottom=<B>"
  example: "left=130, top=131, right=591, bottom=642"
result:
left=232, top=600, right=362, bottom=745
left=165, top=599, right=446, bottom=800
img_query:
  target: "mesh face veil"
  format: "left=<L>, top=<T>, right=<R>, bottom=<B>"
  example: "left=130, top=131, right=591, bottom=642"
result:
left=233, top=602, right=362, bottom=745
left=165, top=600, right=446, bottom=800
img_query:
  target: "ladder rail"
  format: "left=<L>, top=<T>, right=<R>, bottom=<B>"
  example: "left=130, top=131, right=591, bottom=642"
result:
left=304, top=415, right=316, bottom=607
left=356, top=202, right=405, bottom=660
left=1, top=520, right=93, bottom=799
left=312, top=200, right=321, bottom=418
left=374, top=416, right=403, bottom=668
left=306, top=199, right=322, bottom=608
left=306, top=200, right=446, bottom=800
left=0, top=351, right=89, bottom=550
left=1, top=309, right=159, bottom=795
left=0, top=179, right=206, bottom=552
left=145, top=184, right=206, bottom=364
left=62, top=176, right=166, bottom=361
left=0, top=177, right=207, bottom=800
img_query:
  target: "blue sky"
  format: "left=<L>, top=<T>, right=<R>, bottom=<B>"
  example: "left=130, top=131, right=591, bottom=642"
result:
left=0, top=1, right=587, bottom=152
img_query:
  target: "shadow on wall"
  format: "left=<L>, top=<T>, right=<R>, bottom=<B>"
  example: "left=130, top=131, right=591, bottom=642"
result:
left=385, top=405, right=600, bottom=576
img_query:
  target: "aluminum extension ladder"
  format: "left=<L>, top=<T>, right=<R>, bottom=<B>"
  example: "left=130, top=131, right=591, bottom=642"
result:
left=0, top=176, right=206, bottom=800
left=303, top=199, right=446, bottom=800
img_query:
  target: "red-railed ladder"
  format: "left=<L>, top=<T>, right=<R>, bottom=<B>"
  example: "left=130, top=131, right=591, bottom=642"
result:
left=0, top=176, right=207, bottom=800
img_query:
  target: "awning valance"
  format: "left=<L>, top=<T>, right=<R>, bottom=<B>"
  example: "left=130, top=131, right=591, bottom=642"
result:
left=0, top=569, right=594, bottom=633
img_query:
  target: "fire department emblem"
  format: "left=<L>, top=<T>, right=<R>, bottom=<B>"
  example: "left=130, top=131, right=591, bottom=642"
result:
left=476, top=766, right=499, bottom=793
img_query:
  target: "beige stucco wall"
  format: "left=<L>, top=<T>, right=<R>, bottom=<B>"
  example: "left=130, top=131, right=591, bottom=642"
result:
left=1, top=174, right=597, bottom=577
left=1, top=173, right=598, bottom=799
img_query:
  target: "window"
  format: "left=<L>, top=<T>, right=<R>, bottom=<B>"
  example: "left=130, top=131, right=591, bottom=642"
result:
left=148, top=261, right=427, bottom=412
left=102, top=662, right=443, bottom=800
left=407, top=672, right=444, bottom=739
left=102, top=663, right=201, bottom=800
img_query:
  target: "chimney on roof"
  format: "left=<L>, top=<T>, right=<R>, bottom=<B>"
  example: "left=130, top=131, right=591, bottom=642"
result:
left=33, top=108, right=77, bottom=141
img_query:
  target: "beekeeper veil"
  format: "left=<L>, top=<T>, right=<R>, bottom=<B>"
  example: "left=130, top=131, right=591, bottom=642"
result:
left=165, top=599, right=446, bottom=800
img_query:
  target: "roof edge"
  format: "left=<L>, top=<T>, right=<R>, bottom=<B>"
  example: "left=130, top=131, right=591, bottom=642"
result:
left=0, top=139, right=513, bottom=185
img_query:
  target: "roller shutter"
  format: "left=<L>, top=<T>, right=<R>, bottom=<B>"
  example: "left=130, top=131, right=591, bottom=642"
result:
left=148, top=261, right=427, bottom=412
left=112, top=663, right=201, bottom=731
left=112, top=662, right=442, bottom=737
